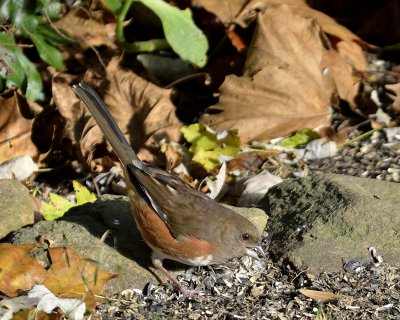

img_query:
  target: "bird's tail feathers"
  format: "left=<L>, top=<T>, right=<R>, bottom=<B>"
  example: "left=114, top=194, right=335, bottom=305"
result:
left=72, top=81, right=139, bottom=167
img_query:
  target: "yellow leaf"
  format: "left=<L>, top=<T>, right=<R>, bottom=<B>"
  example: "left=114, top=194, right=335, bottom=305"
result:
left=73, top=180, right=97, bottom=205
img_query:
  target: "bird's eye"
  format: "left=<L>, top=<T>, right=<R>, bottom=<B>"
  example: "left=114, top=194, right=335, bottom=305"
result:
left=241, top=233, right=251, bottom=241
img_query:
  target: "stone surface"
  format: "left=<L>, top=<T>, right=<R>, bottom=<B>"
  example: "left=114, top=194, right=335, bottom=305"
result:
left=223, top=204, right=268, bottom=235
left=0, top=179, right=35, bottom=239
left=6, top=194, right=268, bottom=294
left=259, top=173, right=400, bottom=274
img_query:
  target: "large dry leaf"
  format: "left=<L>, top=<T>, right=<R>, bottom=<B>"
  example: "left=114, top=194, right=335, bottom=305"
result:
left=386, top=83, right=400, bottom=114
left=288, top=4, right=368, bottom=48
left=192, top=0, right=246, bottom=24
left=201, top=4, right=335, bottom=143
left=53, top=59, right=182, bottom=171
left=278, top=0, right=369, bottom=70
left=288, top=4, right=368, bottom=70
left=232, top=0, right=368, bottom=70
left=43, top=247, right=117, bottom=306
left=0, top=91, right=39, bottom=163
left=322, top=50, right=358, bottom=107
left=0, top=243, right=47, bottom=297
left=54, top=8, right=116, bottom=49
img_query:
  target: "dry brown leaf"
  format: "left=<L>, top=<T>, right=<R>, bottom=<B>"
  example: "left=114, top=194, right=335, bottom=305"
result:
left=226, top=150, right=280, bottom=173
left=386, top=83, right=400, bottom=114
left=0, top=91, right=39, bottom=163
left=53, top=59, right=182, bottom=171
left=288, top=5, right=368, bottom=70
left=232, top=0, right=368, bottom=70
left=0, top=243, right=47, bottom=297
left=335, top=40, right=367, bottom=71
left=43, top=247, right=117, bottom=307
left=54, top=8, right=116, bottom=49
left=288, top=5, right=369, bottom=48
left=201, top=4, right=335, bottom=143
left=322, top=50, right=359, bottom=107
left=13, top=309, right=61, bottom=320
left=298, top=288, right=345, bottom=303
left=192, top=0, right=246, bottom=24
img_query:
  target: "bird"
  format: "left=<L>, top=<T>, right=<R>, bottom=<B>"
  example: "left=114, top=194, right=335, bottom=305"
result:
left=72, top=82, right=265, bottom=296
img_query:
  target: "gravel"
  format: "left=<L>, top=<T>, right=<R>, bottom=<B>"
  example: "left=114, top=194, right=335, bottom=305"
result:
left=308, top=129, right=400, bottom=182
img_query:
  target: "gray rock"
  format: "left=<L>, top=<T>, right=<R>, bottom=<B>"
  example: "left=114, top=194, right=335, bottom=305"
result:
left=0, top=179, right=35, bottom=239
left=259, top=174, right=400, bottom=274
left=223, top=205, right=268, bottom=235
left=7, top=194, right=267, bottom=294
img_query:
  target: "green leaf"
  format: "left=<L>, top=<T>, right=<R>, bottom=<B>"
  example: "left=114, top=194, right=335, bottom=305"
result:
left=18, top=13, right=39, bottom=36
left=0, top=33, right=25, bottom=87
left=181, top=123, right=240, bottom=171
left=39, top=0, right=62, bottom=20
left=73, top=181, right=97, bottom=205
left=40, top=193, right=74, bottom=221
left=5, top=0, right=39, bottom=37
left=280, top=128, right=320, bottom=148
left=40, top=180, right=97, bottom=220
left=29, top=33, right=64, bottom=69
left=137, top=0, right=208, bottom=67
left=0, top=0, right=13, bottom=21
left=17, top=50, right=44, bottom=101
left=181, top=123, right=218, bottom=152
left=2, top=0, right=24, bottom=24
left=102, top=0, right=122, bottom=14
left=192, top=149, right=220, bottom=171
left=0, top=32, right=44, bottom=101
left=36, top=24, right=70, bottom=45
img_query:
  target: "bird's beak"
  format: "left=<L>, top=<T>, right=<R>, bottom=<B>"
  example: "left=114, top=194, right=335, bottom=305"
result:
left=246, top=245, right=266, bottom=263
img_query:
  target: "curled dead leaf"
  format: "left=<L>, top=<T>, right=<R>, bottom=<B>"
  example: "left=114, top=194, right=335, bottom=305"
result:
left=232, top=0, right=368, bottom=70
left=53, top=60, right=182, bottom=171
left=386, top=83, right=400, bottom=114
left=201, top=4, right=334, bottom=143
left=0, top=243, right=47, bottom=297
left=322, top=50, right=359, bottom=107
left=192, top=0, right=245, bottom=24
left=0, top=91, right=39, bottom=163
left=54, top=8, right=116, bottom=50
left=299, top=288, right=349, bottom=303
left=43, top=247, right=117, bottom=307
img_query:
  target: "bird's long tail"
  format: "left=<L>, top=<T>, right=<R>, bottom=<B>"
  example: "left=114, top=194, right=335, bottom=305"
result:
left=72, top=82, right=138, bottom=167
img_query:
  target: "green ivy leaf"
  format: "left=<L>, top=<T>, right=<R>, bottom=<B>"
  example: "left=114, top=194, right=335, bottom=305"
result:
left=181, top=123, right=217, bottom=152
left=40, top=180, right=97, bottom=221
left=0, top=33, right=25, bottom=87
left=40, top=193, right=75, bottom=221
left=5, top=1, right=39, bottom=37
left=0, top=0, right=13, bottom=21
left=17, top=51, right=44, bottom=101
left=2, top=0, right=24, bottom=25
left=280, top=128, right=320, bottom=148
left=181, top=123, right=240, bottom=171
left=138, top=0, right=208, bottom=67
left=36, top=24, right=70, bottom=46
left=73, top=181, right=97, bottom=205
left=39, top=0, right=62, bottom=20
left=29, top=33, right=64, bottom=69
left=0, top=32, right=44, bottom=101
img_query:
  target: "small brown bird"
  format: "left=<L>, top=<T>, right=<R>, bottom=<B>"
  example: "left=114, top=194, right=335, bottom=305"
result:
left=72, top=82, right=264, bottom=295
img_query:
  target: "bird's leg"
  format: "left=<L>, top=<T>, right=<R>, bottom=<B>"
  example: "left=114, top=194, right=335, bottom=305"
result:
left=152, top=256, right=199, bottom=297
